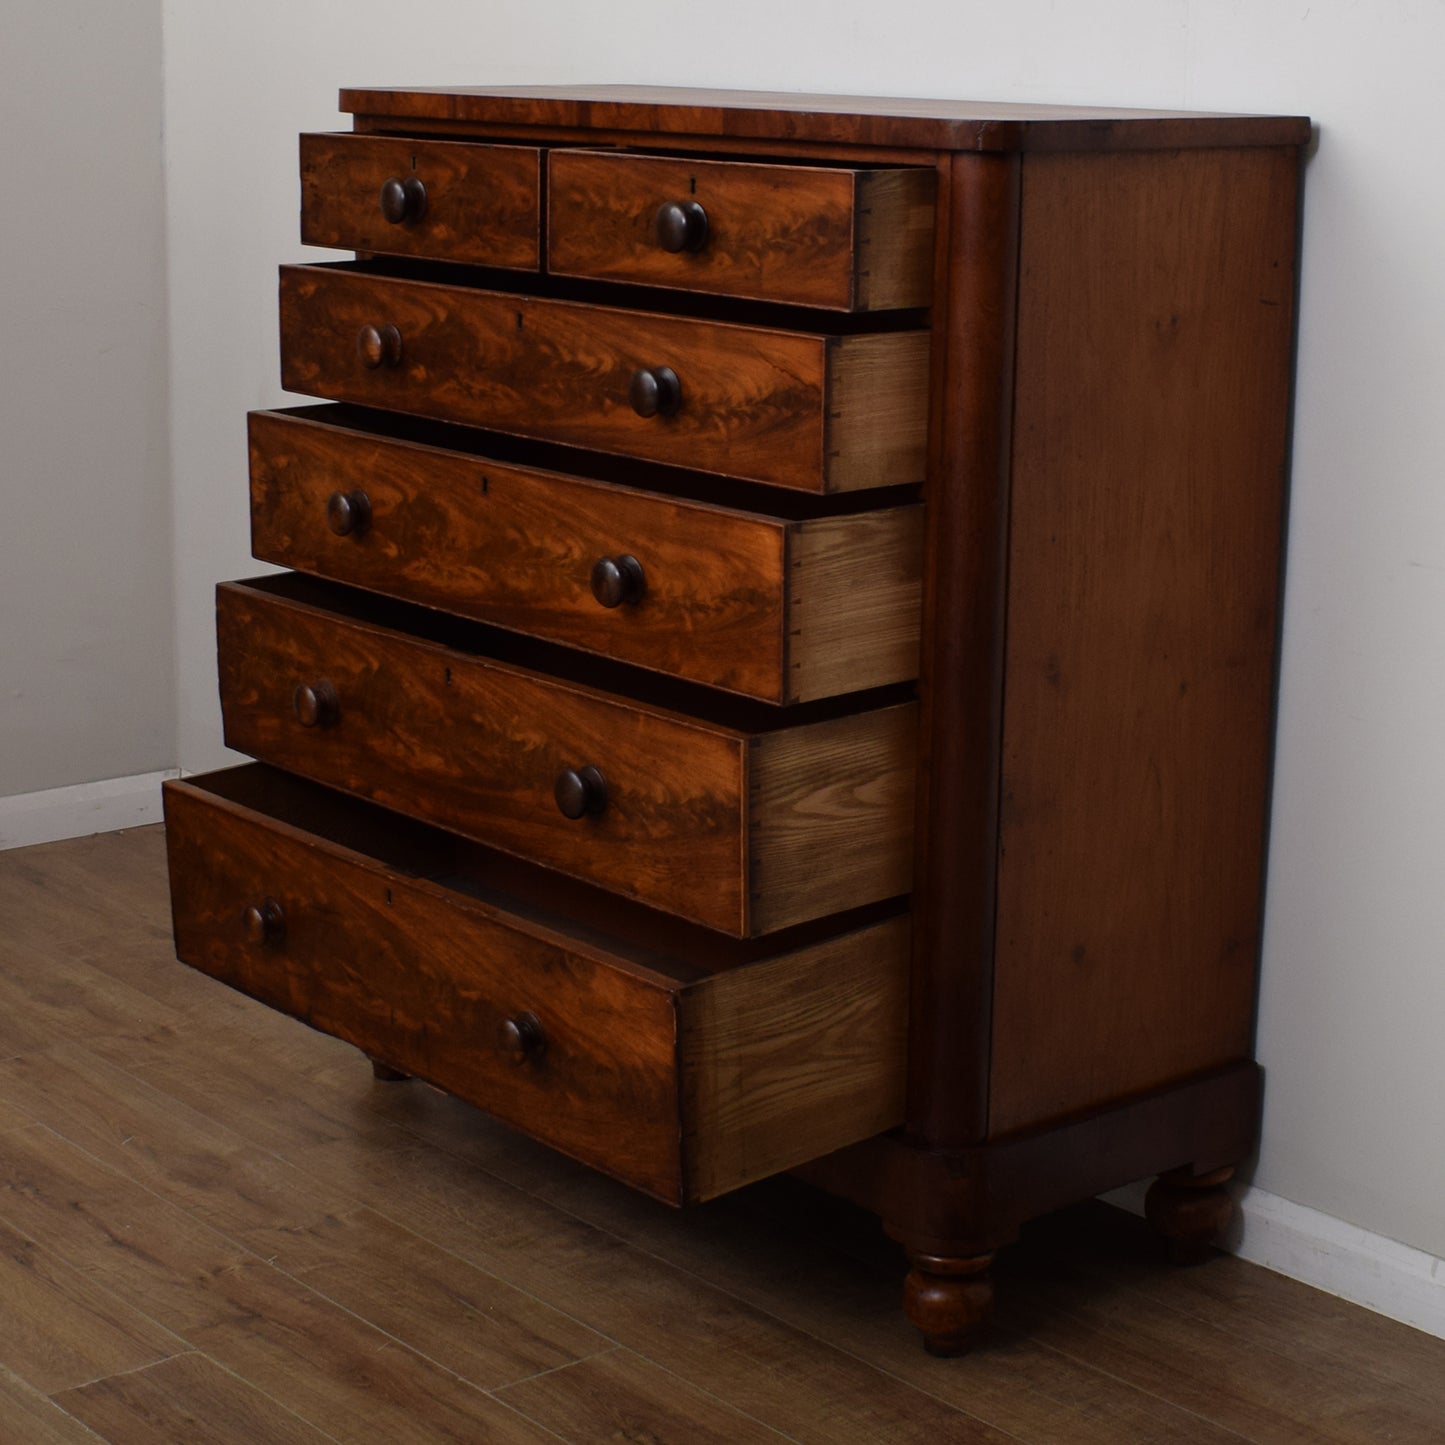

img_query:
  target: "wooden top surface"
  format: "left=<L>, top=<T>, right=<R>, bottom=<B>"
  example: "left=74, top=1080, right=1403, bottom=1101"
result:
left=339, top=84, right=1310, bottom=152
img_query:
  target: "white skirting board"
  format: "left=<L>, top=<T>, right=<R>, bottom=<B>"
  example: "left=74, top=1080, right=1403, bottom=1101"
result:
left=0, top=769, right=180, bottom=851
left=1103, top=1181, right=1445, bottom=1341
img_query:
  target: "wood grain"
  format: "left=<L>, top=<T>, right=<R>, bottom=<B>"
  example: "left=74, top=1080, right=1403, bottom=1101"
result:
left=339, top=84, right=1312, bottom=153
left=278, top=1141, right=1017, bottom=1445
left=495, top=1349, right=794, bottom=1444
left=785, top=495, right=924, bottom=704
left=749, top=704, right=917, bottom=934
left=299, top=132, right=539, bottom=268
left=164, top=777, right=687, bottom=1199
left=164, top=770, right=911, bottom=1203
left=547, top=150, right=935, bottom=310
left=0, top=1364, right=108, bottom=1445
left=855, top=167, right=941, bottom=310
left=527, top=1175, right=1259, bottom=1445
left=176, top=1258, right=561, bottom=1444
left=0, top=1215, right=178, bottom=1394
left=55, top=1353, right=334, bottom=1445
left=216, top=575, right=750, bottom=931
left=989, top=145, right=1300, bottom=1133
left=2, top=828, right=1440, bottom=1443
left=248, top=408, right=923, bottom=701
left=826, top=329, right=932, bottom=490
left=680, top=915, right=909, bottom=1200
left=904, top=152, right=1020, bottom=1149
left=216, top=577, right=916, bottom=933
left=279, top=263, right=928, bottom=492
left=232, top=1207, right=611, bottom=1389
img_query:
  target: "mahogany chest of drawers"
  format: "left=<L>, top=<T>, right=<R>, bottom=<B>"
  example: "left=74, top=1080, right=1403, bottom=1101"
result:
left=164, top=86, right=1309, bottom=1352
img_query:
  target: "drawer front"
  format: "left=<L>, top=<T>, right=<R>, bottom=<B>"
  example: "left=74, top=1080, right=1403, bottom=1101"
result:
left=548, top=151, right=936, bottom=310
left=216, top=580, right=916, bottom=935
left=249, top=409, right=924, bottom=702
left=300, top=133, right=540, bottom=269
left=279, top=265, right=929, bottom=492
left=163, top=771, right=910, bottom=1204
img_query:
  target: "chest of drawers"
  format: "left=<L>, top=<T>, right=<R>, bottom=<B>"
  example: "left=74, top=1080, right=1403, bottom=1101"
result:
left=164, top=86, right=1308, bottom=1353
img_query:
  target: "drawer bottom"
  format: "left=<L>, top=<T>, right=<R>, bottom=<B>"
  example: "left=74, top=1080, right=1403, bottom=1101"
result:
left=163, top=766, right=909, bottom=1205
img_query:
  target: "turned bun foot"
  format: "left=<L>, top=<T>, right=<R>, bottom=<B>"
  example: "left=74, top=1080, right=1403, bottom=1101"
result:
left=1145, top=1165, right=1236, bottom=1265
left=902, top=1252, right=995, bottom=1356
left=368, top=1055, right=412, bottom=1082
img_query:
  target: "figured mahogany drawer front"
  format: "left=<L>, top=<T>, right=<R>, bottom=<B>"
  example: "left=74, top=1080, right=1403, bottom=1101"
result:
left=216, top=578, right=916, bottom=936
left=249, top=408, right=923, bottom=703
left=279, top=264, right=929, bottom=493
left=299, top=133, right=540, bottom=269
left=163, top=768, right=910, bottom=1204
left=547, top=151, right=936, bottom=310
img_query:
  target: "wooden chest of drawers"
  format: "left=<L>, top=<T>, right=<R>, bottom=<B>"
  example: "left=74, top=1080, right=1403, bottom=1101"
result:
left=164, top=86, right=1309, bottom=1353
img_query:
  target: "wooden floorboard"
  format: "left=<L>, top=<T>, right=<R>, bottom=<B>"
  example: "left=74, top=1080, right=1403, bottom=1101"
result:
left=0, top=824, right=1441, bottom=1444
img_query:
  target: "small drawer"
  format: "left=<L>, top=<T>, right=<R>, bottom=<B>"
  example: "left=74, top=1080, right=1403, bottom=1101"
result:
left=164, top=766, right=909, bottom=1204
left=217, top=575, right=916, bottom=936
left=299, top=133, right=540, bottom=269
left=249, top=406, right=923, bottom=703
left=279, top=263, right=929, bottom=493
left=548, top=151, right=936, bottom=310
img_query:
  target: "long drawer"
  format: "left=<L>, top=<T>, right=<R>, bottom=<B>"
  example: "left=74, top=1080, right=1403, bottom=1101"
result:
left=299, top=133, right=541, bottom=269
left=249, top=406, right=923, bottom=703
left=547, top=151, right=936, bottom=310
left=278, top=263, right=929, bottom=492
left=216, top=575, right=916, bottom=936
left=164, top=765, right=910, bottom=1204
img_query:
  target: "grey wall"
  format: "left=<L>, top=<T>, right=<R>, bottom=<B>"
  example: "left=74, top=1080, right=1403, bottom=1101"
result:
left=0, top=0, right=174, bottom=798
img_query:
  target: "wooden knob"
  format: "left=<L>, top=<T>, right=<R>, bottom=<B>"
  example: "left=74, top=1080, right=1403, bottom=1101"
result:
left=379, top=175, right=427, bottom=225
left=241, top=898, right=286, bottom=947
left=500, top=1011, right=546, bottom=1065
left=654, top=199, right=709, bottom=253
left=293, top=679, right=339, bottom=729
left=325, top=489, right=372, bottom=537
left=628, top=365, right=681, bottom=419
left=590, top=554, right=645, bottom=608
left=554, top=765, right=607, bottom=819
left=357, top=323, right=403, bottom=369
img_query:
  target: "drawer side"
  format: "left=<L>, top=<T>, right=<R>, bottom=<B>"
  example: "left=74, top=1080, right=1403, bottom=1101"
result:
left=678, top=914, right=910, bottom=1201
left=747, top=703, right=917, bottom=934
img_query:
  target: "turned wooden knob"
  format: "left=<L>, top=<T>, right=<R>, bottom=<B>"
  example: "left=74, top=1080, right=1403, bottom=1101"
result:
left=590, top=554, right=645, bottom=608
left=293, top=679, right=339, bottom=728
left=628, top=365, right=681, bottom=419
left=241, top=897, right=286, bottom=947
left=500, top=1011, right=546, bottom=1065
left=379, top=175, right=427, bottom=225
left=554, top=765, right=607, bottom=819
left=654, top=199, right=709, bottom=253
left=357, top=323, right=403, bottom=369
left=325, top=489, right=371, bottom=537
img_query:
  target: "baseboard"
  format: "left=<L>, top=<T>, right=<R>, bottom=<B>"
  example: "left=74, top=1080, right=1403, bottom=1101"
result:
left=0, top=769, right=180, bottom=851
left=1103, top=1181, right=1445, bottom=1341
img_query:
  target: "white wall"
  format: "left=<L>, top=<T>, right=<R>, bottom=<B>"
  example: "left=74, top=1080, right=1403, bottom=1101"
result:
left=0, top=1, right=173, bottom=798
left=162, top=3, right=1445, bottom=1265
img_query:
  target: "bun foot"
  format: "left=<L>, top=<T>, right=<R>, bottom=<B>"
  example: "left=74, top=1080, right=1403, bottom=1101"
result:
left=368, top=1055, right=412, bottom=1082
left=1145, top=1165, right=1236, bottom=1265
left=903, top=1252, right=995, bottom=1356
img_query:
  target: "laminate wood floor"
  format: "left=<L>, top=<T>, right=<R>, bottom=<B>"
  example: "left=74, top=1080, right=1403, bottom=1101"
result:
left=1, top=825, right=1441, bottom=1444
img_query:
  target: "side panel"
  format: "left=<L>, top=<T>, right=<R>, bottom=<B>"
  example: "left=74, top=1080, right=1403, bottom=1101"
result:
left=990, top=147, right=1299, bottom=1133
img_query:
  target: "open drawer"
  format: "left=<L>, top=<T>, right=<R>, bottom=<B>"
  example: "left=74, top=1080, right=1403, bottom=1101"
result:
left=163, top=765, right=909, bottom=1204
